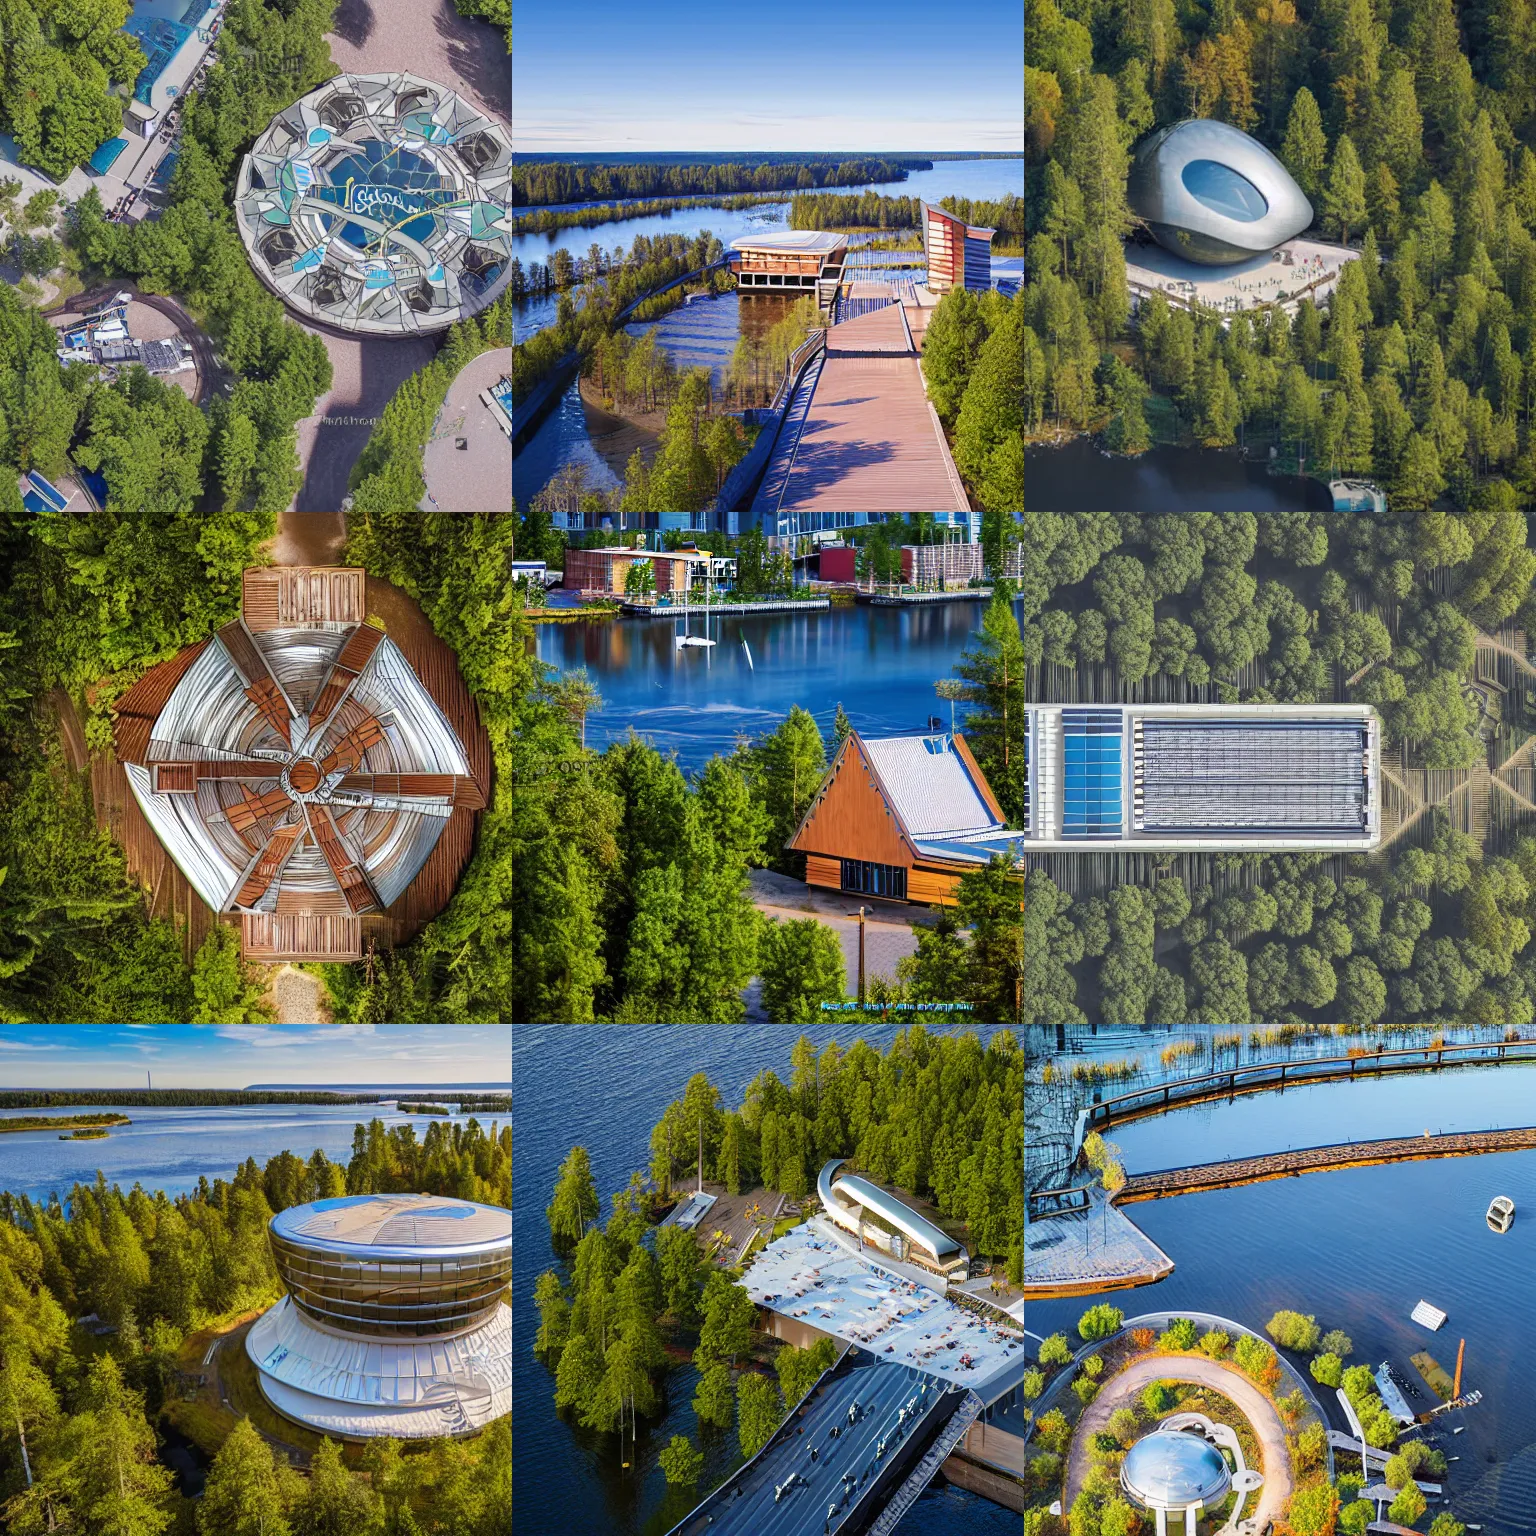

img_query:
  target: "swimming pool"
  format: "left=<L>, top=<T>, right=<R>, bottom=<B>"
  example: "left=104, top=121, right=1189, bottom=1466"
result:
left=124, top=16, right=192, bottom=104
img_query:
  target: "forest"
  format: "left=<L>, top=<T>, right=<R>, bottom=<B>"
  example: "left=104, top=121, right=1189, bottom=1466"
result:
left=788, top=192, right=1026, bottom=249
left=1024, top=0, right=1536, bottom=511
left=1022, top=510, right=1536, bottom=1025
left=533, top=1032, right=1021, bottom=1477
left=0, top=1118, right=509, bottom=1534
left=510, top=193, right=786, bottom=237
left=507, top=544, right=1024, bottom=1023
left=921, top=287, right=1027, bottom=511
left=511, top=158, right=918, bottom=208
left=0, top=1092, right=384, bottom=1109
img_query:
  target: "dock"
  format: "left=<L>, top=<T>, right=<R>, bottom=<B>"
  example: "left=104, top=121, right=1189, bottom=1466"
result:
left=860, top=589, right=994, bottom=605
left=1115, top=1125, right=1536, bottom=1202
left=618, top=598, right=830, bottom=617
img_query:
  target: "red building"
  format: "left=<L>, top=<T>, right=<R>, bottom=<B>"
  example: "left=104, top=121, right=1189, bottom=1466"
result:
left=922, top=203, right=995, bottom=294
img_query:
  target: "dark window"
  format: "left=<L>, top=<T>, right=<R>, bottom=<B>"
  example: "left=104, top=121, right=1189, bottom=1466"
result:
left=840, top=860, right=907, bottom=899
left=1180, top=159, right=1269, bottom=222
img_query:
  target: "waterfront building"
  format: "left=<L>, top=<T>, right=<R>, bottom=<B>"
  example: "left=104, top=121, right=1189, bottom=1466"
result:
left=235, top=72, right=512, bottom=335
left=817, top=1159, right=969, bottom=1282
left=1119, top=1429, right=1233, bottom=1535
left=900, top=541, right=983, bottom=587
left=247, top=1192, right=510, bottom=1439
left=728, top=230, right=848, bottom=306
left=1023, top=703, right=1381, bottom=851
left=1126, top=119, right=1313, bottom=266
left=786, top=731, right=1023, bottom=905
left=561, top=546, right=735, bottom=596
left=921, top=202, right=994, bottom=293
left=111, top=567, right=490, bottom=962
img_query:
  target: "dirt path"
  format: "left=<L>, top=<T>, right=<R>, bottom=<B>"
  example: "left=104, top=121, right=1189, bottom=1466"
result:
left=1064, top=1353, right=1293, bottom=1529
left=269, top=512, right=347, bottom=567
left=266, top=965, right=331, bottom=1023
left=49, top=688, right=87, bottom=772
left=579, top=378, right=664, bottom=481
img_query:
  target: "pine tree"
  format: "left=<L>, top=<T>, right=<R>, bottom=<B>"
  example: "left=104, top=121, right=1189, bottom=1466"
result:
left=1322, top=134, right=1367, bottom=245
left=1280, top=88, right=1328, bottom=202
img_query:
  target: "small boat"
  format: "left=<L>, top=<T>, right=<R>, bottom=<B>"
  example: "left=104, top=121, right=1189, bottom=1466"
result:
left=675, top=633, right=715, bottom=648
left=1486, top=1195, right=1516, bottom=1233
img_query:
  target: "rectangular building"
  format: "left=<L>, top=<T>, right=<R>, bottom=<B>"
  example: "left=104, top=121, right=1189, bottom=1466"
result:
left=900, top=542, right=984, bottom=587
left=562, top=546, right=733, bottom=596
left=922, top=202, right=995, bottom=294
left=730, top=230, right=848, bottom=301
left=1024, top=703, right=1381, bottom=850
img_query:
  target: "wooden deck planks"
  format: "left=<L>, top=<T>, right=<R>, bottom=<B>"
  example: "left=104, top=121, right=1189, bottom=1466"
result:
left=243, top=567, right=366, bottom=629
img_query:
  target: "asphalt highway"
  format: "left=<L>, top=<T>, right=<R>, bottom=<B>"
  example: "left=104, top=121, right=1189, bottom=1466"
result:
left=705, top=1358, right=948, bottom=1536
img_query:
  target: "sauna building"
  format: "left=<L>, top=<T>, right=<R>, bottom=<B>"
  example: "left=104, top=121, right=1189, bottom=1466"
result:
left=785, top=730, right=1024, bottom=905
left=1023, top=703, right=1381, bottom=851
left=247, top=1193, right=510, bottom=1439
left=817, top=1158, right=969, bottom=1282
left=921, top=202, right=994, bottom=293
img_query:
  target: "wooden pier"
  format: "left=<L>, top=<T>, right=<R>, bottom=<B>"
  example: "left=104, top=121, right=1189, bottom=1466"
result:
left=1117, top=1126, right=1536, bottom=1203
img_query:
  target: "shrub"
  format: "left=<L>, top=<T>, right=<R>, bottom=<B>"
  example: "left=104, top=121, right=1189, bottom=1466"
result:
left=1389, top=1482, right=1427, bottom=1524
left=1100, top=1496, right=1136, bottom=1536
left=1078, top=1304, right=1124, bottom=1341
left=1320, top=1328, right=1354, bottom=1358
left=1295, top=1420, right=1328, bottom=1472
left=1340, top=1365, right=1377, bottom=1405
left=1198, top=1329, right=1230, bottom=1359
left=1278, top=1387, right=1308, bottom=1427
left=1024, top=1368, right=1045, bottom=1399
left=1428, top=1515, right=1466, bottom=1536
left=1092, top=1430, right=1121, bottom=1456
left=1035, top=1408, right=1071, bottom=1455
left=657, top=1434, right=704, bottom=1485
left=1082, top=1354, right=1104, bottom=1379
left=1286, top=1482, right=1341, bottom=1536
left=1024, top=1510, right=1054, bottom=1536
left=1339, top=1499, right=1374, bottom=1535
left=1159, top=1317, right=1199, bottom=1351
left=1266, top=1310, right=1322, bottom=1353
left=1028, top=1451, right=1062, bottom=1490
left=1234, top=1334, right=1278, bottom=1382
left=1363, top=1406, right=1400, bottom=1448
left=1140, top=1381, right=1173, bottom=1416
left=1107, top=1407, right=1140, bottom=1447
left=1039, top=1333, right=1074, bottom=1366
left=1310, top=1351, right=1344, bottom=1387
left=1385, top=1439, right=1437, bottom=1487
left=1129, top=1327, right=1156, bottom=1350
left=1073, top=1374, right=1100, bottom=1404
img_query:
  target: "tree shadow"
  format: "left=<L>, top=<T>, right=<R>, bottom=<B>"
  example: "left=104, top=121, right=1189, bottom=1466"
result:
left=330, top=0, right=374, bottom=48
left=435, top=0, right=509, bottom=118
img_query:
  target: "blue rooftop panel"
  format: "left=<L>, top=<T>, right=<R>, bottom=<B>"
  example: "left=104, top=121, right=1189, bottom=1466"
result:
left=1062, top=708, right=1123, bottom=839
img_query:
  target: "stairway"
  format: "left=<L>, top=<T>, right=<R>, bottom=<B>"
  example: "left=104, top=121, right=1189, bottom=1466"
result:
left=866, top=1391, right=985, bottom=1536
left=750, top=352, right=824, bottom=516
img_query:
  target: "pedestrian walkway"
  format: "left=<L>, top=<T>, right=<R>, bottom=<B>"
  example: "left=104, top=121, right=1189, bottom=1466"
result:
left=1024, top=1193, right=1174, bottom=1297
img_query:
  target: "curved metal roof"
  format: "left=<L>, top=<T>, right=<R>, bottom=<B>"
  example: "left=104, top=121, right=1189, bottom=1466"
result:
left=115, top=598, right=484, bottom=935
left=270, top=1193, right=510, bottom=1257
left=1121, top=1430, right=1232, bottom=1510
left=817, top=1158, right=964, bottom=1262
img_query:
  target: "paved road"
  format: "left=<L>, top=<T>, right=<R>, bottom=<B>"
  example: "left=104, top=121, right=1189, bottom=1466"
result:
left=1064, top=1354, right=1292, bottom=1530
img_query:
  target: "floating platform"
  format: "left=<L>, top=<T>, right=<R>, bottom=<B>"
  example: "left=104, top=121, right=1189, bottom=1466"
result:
left=1411, top=1299, right=1448, bottom=1331
left=1411, top=1352, right=1454, bottom=1400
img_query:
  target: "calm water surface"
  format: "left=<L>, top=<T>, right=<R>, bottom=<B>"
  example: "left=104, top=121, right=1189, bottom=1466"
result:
left=1026, top=436, right=1333, bottom=511
left=0, top=1102, right=494, bottom=1203
left=511, top=1024, right=1013, bottom=1536
left=532, top=599, right=1015, bottom=772
left=1030, top=1067, right=1536, bottom=1534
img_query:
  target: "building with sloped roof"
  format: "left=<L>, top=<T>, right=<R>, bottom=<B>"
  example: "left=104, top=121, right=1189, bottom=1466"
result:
left=785, top=731, right=1022, bottom=905
left=247, top=1193, right=510, bottom=1439
left=110, top=567, right=490, bottom=962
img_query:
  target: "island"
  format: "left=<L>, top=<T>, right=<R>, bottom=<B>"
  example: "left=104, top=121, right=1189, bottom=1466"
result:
left=1, top=1113, right=132, bottom=1134
left=60, top=1127, right=111, bottom=1139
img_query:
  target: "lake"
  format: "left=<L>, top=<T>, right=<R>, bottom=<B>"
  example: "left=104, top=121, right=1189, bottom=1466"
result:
left=1027, top=1066, right=1536, bottom=1535
left=531, top=597, right=1017, bottom=773
left=511, top=1023, right=1015, bottom=1536
left=0, top=1101, right=500, bottom=1204
left=1025, top=436, right=1334, bottom=512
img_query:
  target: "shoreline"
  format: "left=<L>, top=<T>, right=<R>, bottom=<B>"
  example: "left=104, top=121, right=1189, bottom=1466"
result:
left=577, top=377, right=666, bottom=481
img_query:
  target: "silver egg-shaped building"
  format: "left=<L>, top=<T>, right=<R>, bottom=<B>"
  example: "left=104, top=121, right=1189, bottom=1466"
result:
left=247, top=1193, right=511, bottom=1439
left=1126, top=119, right=1313, bottom=265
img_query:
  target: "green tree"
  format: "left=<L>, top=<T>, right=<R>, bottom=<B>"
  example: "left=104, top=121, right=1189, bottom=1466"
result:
left=546, top=1147, right=599, bottom=1251
left=736, top=1372, right=783, bottom=1458
left=759, top=918, right=846, bottom=1022
left=1078, top=1304, right=1123, bottom=1341
left=692, top=1363, right=735, bottom=1431
left=189, top=926, right=274, bottom=1023
left=295, top=1437, right=383, bottom=1536
left=1280, top=88, right=1328, bottom=201
left=658, top=1433, right=704, bottom=1485
left=197, top=1416, right=296, bottom=1536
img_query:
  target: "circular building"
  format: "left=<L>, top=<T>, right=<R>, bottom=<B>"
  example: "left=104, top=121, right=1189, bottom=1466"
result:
left=1120, top=1429, right=1233, bottom=1534
left=110, top=567, right=489, bottom=963
left=235, top=71, right=511, bottom=335
left=246, top=1193, right=511, bottom=1439
left=1126, top=119, right=1313, bottom=265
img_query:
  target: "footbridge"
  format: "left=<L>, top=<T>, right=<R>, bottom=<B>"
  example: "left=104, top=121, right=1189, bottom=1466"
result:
left=1074, top=1037, right=1536, bottom=1152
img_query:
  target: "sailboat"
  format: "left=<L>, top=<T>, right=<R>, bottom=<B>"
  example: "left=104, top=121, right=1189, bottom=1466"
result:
left=675, top=560, right=717, bottom=648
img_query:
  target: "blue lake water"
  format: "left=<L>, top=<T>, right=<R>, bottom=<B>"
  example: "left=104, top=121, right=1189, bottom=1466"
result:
left=1028, top=1067, right=1536, bottom=1535
left=531, top=597, right=1020, bottom=773
left=0, top=1101, right=499, bottom=1203
left=511, top=1023, right=1014, bottom=1536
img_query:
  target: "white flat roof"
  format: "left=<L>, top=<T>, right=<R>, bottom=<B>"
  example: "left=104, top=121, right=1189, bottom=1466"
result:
left=731, top=231, right=846, bottom=254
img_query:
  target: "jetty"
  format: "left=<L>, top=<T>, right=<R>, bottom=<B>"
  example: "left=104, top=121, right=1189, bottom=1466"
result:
left=619, top=598, right=830, bottom=617
left=1115, top=1126, right=1536, bottom=1202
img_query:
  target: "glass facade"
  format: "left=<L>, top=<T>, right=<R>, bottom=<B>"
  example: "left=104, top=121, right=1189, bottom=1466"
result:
left=1179, top=159, right=1269, bottom=222
left=270, top=1233, right=511, bottom=1337
left=841, top=859, right=907, bottom=899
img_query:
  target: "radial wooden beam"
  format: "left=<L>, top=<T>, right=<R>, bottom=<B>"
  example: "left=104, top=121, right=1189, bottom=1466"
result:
left=308, top=804, right=380, bottom=914
left=336, top=772, right=486, bottom=809
left=230, top=821, right=305, bottom=910
left=227, top=784, right=295, bottom=837
left=319, top=715, right=386, bottom=776
left=309, top=625, right=385, bottom=732
left=217, top=620, right=294, bottom=746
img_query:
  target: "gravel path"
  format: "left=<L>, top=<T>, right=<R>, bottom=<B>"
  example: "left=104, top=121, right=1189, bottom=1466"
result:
left=269, top=966, right=330, bottom=1024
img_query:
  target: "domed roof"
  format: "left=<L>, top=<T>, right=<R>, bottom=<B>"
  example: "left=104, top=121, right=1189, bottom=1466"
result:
left=1121, top=1429, right=1232, bottom=1511
left=271, top=1193, right=511, bottom=1255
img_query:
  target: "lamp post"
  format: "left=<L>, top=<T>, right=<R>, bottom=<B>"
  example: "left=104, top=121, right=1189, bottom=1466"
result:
left=845, top=906, right=866, bottom=1005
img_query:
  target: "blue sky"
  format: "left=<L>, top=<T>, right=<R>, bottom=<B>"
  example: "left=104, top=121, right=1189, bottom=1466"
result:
left=0, top=1027, right=511, bottom=1088
left=511, top=0, right=1024, bottom=153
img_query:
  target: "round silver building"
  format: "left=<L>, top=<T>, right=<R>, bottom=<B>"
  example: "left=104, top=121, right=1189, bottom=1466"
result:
left=235, top=72, right=511, bottom=335
left=246, top=1193, right=510, bottom=1439
left=1120, top=1429, right=1233, bottom=1534
left=1126, top=119, right=1313, bottom=265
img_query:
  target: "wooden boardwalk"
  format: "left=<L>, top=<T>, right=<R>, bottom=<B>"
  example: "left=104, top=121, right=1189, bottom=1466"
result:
left=1118, top=1126, right=1536, bottom=1202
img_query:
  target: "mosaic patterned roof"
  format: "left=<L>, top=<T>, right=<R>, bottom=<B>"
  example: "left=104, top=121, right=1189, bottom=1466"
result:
left=235, top=73, right=511, bottom=335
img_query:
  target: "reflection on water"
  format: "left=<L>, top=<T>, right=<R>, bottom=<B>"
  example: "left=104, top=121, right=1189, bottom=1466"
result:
left=532, top=600, right=1012, bottom=772
left=1028, top=1069, right=1536, bottom=1536
left=1026, top=435, right=1333, bottom=512
left=511, top=375, right=620, bottom=509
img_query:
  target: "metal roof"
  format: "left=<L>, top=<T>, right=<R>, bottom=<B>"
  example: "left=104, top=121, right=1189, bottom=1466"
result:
left=729, top=230, right=846, bottom=254
left=1121, top=1430, right=1232, bottom=1510
left=270, top=1193, right=510, bottom=1256
left=860, top=734, right=1004, bottom=838
left=819, top=1159, right=964, bottom=1262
